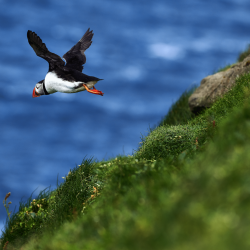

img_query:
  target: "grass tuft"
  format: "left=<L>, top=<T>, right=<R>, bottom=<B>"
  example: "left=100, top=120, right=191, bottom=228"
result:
left=136, top=73, right=250, bottom=161
left=159, top=86, right=196, bottom=127
left=238, top=44, right=250, bottom=62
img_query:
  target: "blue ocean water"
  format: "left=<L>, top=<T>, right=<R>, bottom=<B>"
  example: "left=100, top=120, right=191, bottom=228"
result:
left=1, top=0, right=250, bottom=235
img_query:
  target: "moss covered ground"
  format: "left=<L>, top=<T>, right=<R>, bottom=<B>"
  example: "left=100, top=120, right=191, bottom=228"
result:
left=2, top=49, right=250, bottom=249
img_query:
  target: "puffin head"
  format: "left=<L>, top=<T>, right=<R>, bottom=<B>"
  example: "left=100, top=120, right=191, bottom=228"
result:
left=33, top=80, right=45, bottom=98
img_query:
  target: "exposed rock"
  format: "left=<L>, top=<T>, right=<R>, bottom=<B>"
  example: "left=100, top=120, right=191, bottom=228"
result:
left=189, top=55, right=250, bottom=114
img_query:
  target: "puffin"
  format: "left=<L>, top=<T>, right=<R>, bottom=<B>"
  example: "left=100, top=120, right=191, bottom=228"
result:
left=27, top=28, right=104, bottom=98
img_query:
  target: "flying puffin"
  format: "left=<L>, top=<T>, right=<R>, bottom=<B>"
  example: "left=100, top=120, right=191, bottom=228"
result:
left=27, top=28, right=104, bottom=98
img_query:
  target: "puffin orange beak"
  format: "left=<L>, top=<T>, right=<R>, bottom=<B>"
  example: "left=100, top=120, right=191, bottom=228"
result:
left=32, top=88, right=40, bottom=98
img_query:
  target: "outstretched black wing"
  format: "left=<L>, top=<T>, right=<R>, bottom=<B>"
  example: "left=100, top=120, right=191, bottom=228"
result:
left=63, top=28, right=94, bottom=72
left=27, top=30, right=65, bottom=68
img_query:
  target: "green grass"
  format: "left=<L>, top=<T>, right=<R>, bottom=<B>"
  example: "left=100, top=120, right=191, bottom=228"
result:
left=136, top=73, right=250, bottom=161
left=212, top=43, right=250, bottom=74
left=2, top=58, right=250, bottom=249
left=14, top=99, right=250, bottom=249
left=158, top=86, right=196, bottom=127
left=0, top=157, right=115, bottom=249
left=238, top=44, right=250, bottom=62
left=216, top=63, right=234, bottom=73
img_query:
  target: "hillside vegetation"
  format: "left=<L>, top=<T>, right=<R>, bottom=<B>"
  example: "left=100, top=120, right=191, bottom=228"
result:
left=2, top=51, right=250, bottom=249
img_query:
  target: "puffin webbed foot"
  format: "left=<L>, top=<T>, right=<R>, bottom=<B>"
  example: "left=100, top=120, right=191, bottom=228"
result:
left=83, top=84, right=104, bottom=96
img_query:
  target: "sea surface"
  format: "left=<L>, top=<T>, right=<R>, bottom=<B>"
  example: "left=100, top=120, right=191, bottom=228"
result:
left=1, top=0, right=250, bottom=235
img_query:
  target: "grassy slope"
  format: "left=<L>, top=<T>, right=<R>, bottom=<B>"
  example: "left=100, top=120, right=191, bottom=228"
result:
left=2, top=51, right=250, bottom=249
left=23, top=75, right=250, bottom=250
left=136, top=73, right=250, bottom=161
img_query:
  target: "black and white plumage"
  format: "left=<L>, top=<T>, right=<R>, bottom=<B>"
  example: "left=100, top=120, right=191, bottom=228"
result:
left=27, top=28, right=104, bottom=98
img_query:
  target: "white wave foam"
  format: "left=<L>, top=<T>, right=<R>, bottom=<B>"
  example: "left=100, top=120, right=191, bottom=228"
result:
left=122, top=66, right=142, bottom=80
left=149, top=43, right=184, bottom=60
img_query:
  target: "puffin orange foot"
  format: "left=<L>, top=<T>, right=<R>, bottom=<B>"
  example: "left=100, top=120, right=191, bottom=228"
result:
left=83, top=84, right=104, bottom=96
